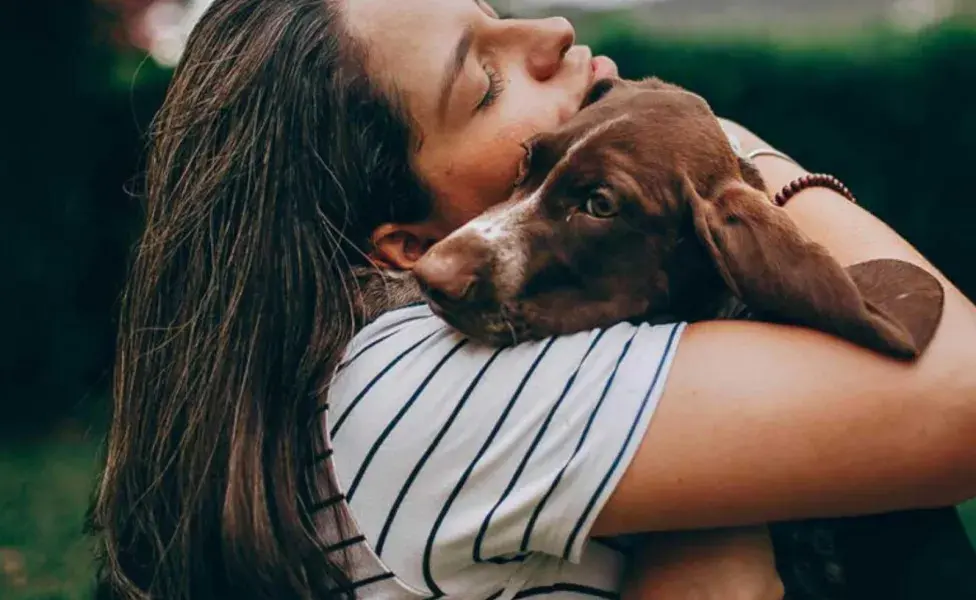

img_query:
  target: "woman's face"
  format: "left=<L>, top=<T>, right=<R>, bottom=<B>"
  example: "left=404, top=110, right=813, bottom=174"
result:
left=345, top=0, right=617, bottom=263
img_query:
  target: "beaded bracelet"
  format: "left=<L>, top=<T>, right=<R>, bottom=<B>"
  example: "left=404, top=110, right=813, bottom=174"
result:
left=744, top=147, right=857, bottom=207
left=773, top=173, right=857, bottom=207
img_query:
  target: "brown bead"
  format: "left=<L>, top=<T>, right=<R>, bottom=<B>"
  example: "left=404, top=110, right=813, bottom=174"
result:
left=773, top=173, right=858, bottom=207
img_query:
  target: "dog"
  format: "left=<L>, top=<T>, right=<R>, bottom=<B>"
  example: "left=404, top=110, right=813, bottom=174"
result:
left=352, top=77, right=957, bottom=600
left=365, top=77, right=943, bottom=360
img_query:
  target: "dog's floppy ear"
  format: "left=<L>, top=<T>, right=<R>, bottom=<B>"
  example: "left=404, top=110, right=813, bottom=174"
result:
left=683, top=176, right=920, bottom=359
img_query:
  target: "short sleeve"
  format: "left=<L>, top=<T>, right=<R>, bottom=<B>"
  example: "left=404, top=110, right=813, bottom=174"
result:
left=327, top=305, right=685, bottom=595
left=720, top=120, right=744, bottom=156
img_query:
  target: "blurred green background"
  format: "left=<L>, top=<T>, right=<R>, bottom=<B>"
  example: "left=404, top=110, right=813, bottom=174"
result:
left=1, top=0, right=974, bottom=598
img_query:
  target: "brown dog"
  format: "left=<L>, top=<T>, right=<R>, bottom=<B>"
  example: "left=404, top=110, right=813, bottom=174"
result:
left=406, top=77, right=943, bottom=359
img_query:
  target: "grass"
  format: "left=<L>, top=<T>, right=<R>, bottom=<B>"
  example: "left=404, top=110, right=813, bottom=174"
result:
left=0, top=424, right=101, bottom=600
left=1, top=424, right=974, bottom=600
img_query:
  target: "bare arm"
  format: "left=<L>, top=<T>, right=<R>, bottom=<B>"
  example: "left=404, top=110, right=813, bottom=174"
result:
left=622, top=527, right=783, bottom=600
left=592, top=121, right=976, bottom=536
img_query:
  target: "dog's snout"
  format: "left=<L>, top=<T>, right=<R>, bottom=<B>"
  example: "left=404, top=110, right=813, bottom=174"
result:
left=415, top=253, right=478, bottom=302
left=413, top=235, right=493, bottom=304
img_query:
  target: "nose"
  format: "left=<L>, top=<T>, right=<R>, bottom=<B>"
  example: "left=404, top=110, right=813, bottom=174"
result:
left=524, top=17, right=575, bottom=82
left=413, top=235, right=493, bottom=304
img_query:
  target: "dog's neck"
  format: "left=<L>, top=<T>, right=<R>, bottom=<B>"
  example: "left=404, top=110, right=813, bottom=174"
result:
left=658, top=228, right=738, bottom=323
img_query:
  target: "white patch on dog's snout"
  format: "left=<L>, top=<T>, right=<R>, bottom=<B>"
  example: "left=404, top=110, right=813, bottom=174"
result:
left=448, top=113, right=633, bottom=300
left=458, top=196, right=539, bottom=298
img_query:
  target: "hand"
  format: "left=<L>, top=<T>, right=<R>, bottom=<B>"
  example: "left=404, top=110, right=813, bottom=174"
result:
left=622, top=526, right=784, bottom=600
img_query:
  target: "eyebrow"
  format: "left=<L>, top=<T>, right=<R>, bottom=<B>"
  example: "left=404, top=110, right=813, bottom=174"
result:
left=437, top=24, right=476, bottom=124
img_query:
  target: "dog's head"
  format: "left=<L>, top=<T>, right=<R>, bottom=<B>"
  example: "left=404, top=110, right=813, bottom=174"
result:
left=413, top=77, right=919, bottom=357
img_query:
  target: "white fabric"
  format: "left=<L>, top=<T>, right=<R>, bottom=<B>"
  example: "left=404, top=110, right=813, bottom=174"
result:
left=324, top=305, right=685, bottom=599
left=720, top=122, right=744, bottom=156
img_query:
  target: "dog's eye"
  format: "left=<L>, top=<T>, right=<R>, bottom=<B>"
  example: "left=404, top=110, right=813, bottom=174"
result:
left=582, top=190, right=619, bottom=219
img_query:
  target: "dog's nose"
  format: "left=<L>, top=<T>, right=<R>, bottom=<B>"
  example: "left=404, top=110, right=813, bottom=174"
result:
left=413, top=236, right=491, bottom=303
left=414, top=253, right=477, bottom=302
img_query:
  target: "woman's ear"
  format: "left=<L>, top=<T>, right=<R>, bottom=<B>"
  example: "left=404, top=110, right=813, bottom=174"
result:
left=369, top=223, right=439, bottom=270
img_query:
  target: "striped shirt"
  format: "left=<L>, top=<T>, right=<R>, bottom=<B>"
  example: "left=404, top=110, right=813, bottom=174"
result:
left=313, top=304, right=686, bottom=598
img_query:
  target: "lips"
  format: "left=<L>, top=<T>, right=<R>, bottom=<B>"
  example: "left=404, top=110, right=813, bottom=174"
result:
left=591, top=55, right=619, bottom=82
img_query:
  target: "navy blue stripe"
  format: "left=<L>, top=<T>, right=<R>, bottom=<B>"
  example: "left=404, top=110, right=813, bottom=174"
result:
left=330, top=330, right=436, bottom=439
left=337, top=313, right=433, bottom=372
left=423, top=339, right=556, bottom=595
left=474, top=331, right=606, bottom=561
left=348, top=572, right=396, bottom=590
left=312, top=448, right=333, bottom=463
left=416, top=351, right=506, bottom=597
left=337, top=329, right=400, bottom=371
left=485, top=553, right=529, bottom=564
left=324, top=535, right=365, bottom=553
left=520, top=329, right=639, bottom=554
left=347, top=339, right=469, bottom=501
left=562, top=324, right=680, bottom=559
left=514, top=584, right=618, bottom=599
left=485, top=583, right=618, bottom=600
left=309, top=494, right=345, bottom=513
left=375, top=348, right=505, bottom=557
left=471, top=337, right=558, bottom=564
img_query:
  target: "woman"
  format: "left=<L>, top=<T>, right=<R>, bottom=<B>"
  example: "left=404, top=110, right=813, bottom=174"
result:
left=89, top=0, right=976, bottom=598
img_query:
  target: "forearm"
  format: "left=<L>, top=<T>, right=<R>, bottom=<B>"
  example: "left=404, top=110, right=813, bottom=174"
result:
left=593, top=125, right=976, bottom=536
left=723, top=118, right=976, bottom=499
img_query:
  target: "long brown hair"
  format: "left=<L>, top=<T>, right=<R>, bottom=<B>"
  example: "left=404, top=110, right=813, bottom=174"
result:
left=88, top=0, right=431, bottom=597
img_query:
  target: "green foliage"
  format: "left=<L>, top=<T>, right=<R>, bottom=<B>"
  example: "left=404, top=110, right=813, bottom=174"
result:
left=0, top=429, right=102, bottom=599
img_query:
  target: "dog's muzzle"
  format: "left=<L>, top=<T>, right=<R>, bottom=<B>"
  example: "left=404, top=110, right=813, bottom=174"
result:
left=413, top=231, right=497, bottom=312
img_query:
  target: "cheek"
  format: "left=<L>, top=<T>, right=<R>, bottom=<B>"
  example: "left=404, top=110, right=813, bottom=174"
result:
left=501, top=75, right=570, bottom=130
left=425, top=134, right=529, bottom=228
left=458, top=97, right=562, bottom=188
left=418, top=97, right=564, bottom=230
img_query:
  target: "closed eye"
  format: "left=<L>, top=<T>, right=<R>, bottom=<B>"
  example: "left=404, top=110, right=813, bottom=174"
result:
left=477, top=65, right=504, bottom=111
